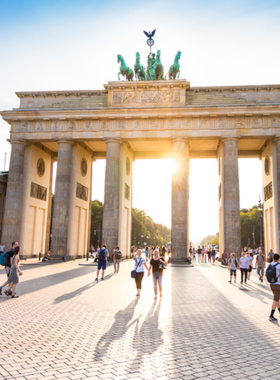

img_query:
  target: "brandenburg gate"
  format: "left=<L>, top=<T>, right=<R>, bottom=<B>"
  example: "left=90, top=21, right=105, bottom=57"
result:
left=1, top=79, right=280, bottom=260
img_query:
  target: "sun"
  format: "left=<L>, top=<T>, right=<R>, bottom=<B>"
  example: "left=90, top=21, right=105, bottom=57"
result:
left=169, top=159, right=178, bottom=173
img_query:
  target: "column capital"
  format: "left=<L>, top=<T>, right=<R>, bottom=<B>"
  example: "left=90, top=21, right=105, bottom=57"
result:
left=274, top=135, right=280, bottom=142
left=170, top=137, right=189, bottom=143
left=55, top=138, right=74, bottom=145
left=7, top=139, right=29, bottom=146
left=221, top=137, right=240, bottom=144
left=104, top=138, right=122, bottom=145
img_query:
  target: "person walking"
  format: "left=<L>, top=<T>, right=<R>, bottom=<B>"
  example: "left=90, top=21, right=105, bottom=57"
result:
left=114, top=246, right=122, bottom=273
left=95, top=244, right=109, bottom=281
left=266, top=253, right=280, bottom=321
left=0, top=242, right=5, bottom=253
left=148, top=250, right=167, bottom=299
left=145, top=246, right=149, bottom=261
left=192, top=247, right=197, bottom=263
left=133, top=249, right=149, bottom=297
left=256, top=249, right=266, bottom=282
left=0, top=241, right=18, bottom=296
left=268, top=249, right=274, bottom=263
left=211, top=247, right=216, bottom=264
left=201, top=245, right=205, bottom=263
left=246, top=251, right=253, bottom=281
left=5, top=246, right=22, bottom=298
left=228, top=253, right=238, bottom=283
left=197, top=246, right=202, bottom=264
left=239, top=252, right=249, bottom=284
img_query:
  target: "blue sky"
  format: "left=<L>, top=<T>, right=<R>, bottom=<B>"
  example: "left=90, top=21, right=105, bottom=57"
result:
left=0, top=0, right=278, bottom=240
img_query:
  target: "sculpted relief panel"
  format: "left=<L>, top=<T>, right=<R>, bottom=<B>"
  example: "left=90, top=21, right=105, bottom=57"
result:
left=112, top=90, right=180, bottom=105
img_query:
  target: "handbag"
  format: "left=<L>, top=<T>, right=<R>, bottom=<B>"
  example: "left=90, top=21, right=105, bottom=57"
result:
left=131, top=258, right=142, bottom=278
left=159, top=259, right=167, bottom=270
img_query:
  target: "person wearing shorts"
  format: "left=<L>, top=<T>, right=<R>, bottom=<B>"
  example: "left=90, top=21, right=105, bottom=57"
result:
left=246, top=252, right=253, bottom=280
left=256, top=250, right=266, bottom=282
left=268, top=253, right=280, bottom=322
left=228, top=253, right=238, bottom=283
left=95, top=244, right=109, bottom=281
left=197, top=246, right=202, bottom=264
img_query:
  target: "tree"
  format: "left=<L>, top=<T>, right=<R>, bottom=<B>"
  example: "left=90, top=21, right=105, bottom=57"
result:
left=90, top=200, right=103, bottom=247
left=200, top=235, right=217, bottom=246
left=240, top=205, right=264, bottom=249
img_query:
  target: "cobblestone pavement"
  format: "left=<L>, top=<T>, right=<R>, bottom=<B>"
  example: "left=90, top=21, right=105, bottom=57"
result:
left=1, top=258, right=280, bottom=380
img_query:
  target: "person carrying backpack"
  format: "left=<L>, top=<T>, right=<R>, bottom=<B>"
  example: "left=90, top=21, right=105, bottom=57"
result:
left=0, top=241, right=18, bottom=296
left=228, top=253, right=238, bottom=283
left=95, top=244, right=109, bottom=281
left=256, top=249, right=266, bottom=282
left=266, top=253, right=280, bottom=322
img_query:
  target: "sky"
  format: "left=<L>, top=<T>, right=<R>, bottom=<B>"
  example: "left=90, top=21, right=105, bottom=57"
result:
left=1, top=0, right=279, bottom=243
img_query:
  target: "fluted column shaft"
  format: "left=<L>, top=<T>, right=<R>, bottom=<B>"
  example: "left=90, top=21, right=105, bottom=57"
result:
left=102, top=139, right=122, bottom=254
left=2, top=140, right=27, bottom=248
left=171, top=139, right=189, bottom=261
left=51, top=140, right=73, bottom=258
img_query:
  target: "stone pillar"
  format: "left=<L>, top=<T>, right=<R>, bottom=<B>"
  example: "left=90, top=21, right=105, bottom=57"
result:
left=45, top=157, right=56, bottom=254
left=2, top=140, right=27, bottom=248
left=275, top=137, right=280, bottom=253
left=87, top=158, right=95, bottom=252
left=51, top=140, right=73, bottom=259
left=220, top=138, right=241, bottom=258
left=102, top=139, right=122, bottom=254
left=171, top=139, right=189, bottom=261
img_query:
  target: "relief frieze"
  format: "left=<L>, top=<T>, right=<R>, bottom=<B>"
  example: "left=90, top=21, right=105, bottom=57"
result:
left=112, top=90, right=180, bottom=105
left=264, top=181, right=273, bottom=202
left=30, top=182, right=47, bottom=201
left=76, top=182, right=88, bottom=202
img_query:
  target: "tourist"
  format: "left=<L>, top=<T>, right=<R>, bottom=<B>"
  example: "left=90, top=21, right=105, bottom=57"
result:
left=0, top=242, right=5, bottom=253
left=145, top=246, right=149, bottom=261
left=133, top=249, right=149, bottom=297
left=4, top=246, right=22, bottom=298
left=228, top=253, right=238, bottom=283
left=112, top=246, right=117, bottom=262
left=207, top=248, right=211, bottom=263
left=246, top=251, right=253, bottom=280
left=201, top=245, right=205, bottom=263
left=148, top=249, right=167, bottom=299
left=114, top=246, right=122, bottom=273
left=192, top=247, right=197, bottom=263
left=256, top=249, right=266, bottom=282
left=268, top=249, right=274, bottom=263
left=222, top=251, right=228, bottom=265
left=148, top=246, right=153, bottom=260
left=161, top=245, right=166, bottom=258
left=95, top=244, right=109, bottom=281
left=211, top=247, right=216, bottom=264
left=89, top=244, right=94, bottom=259
left=197, top=246, right=202, bottom=264
left=130, top=246, right=135, bottom=258
left=240, top=252, right=249, bottom=284
left=267, top=253, right=280, bottom=322
left=0, top=241, right=18, bottom=296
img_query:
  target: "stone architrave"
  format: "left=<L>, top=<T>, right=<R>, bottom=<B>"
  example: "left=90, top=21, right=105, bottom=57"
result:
left=171, top=139, right=189, bottom=261
left=102, top=139, right=122, bottom=254
left=221, top=138, right=241, bottom=257
left=2, top=140, right=27, bottom=248
left=51, top=140, right=73, bottom=259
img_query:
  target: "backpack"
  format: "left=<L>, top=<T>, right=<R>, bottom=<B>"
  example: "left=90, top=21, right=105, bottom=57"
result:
left=0, top=252, right=8, bottom=266
left=98, top=248, right=106, bottom=261
left=266, top=263, right=280, bottom=283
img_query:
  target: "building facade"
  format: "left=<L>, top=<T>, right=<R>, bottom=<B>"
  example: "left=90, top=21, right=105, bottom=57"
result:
left=1, top=79, right=280, bottom=259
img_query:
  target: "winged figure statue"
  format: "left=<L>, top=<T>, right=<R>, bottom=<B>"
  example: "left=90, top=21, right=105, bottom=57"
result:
left=144, top=29, right=156, bottom=38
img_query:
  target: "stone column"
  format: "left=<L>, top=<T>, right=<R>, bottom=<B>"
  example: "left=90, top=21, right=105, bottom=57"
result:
left=275, top=137, right=280, bottom=253
left=2, top=140, right=27, bottom=248
left=102, top=139, right=122, bottom=254
left=45, top=157, right=56, bottom=254
left=87, top=158, right=95, bottom=252
left=221, top=138, right=241, bottom=257
left=50, top=140, right=73, bottom=259
left=171, top=139, right=189, bottom=261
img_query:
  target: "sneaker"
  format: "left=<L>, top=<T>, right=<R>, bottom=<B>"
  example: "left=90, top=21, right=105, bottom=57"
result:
left=269, top=316, right=278, bottom=322
left=101, top=278, right=104, bottom=281
left=95, top=278, right=98, bottom=281
left=0, top=287, right=2, bottom=295
left=259, top=276, right=261, bottom=281
left=261, top=278, right=263, bottom=283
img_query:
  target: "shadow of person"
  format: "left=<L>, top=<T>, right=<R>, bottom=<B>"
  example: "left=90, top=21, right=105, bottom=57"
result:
left=94, top=298, right=140, bottom=361
left=129, top=300, right=163, bottom=372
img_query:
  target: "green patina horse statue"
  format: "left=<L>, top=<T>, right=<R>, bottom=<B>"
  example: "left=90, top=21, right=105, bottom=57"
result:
left=134, top=52, right=145, bottom=81
left=117, top=55, right=134, bottom=81
left=167, top=51, right=181, bottom=80
left=153, top=50, right=164, bottom=80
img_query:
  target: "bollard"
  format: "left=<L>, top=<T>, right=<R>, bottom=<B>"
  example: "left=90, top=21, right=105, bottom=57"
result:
left=87, top=251, right=89, bottom=261
left=39, top=252, right=41, bottom=261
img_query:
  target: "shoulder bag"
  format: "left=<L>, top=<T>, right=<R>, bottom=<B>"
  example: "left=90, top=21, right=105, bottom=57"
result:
left=131, top=258, right=142, bottom=279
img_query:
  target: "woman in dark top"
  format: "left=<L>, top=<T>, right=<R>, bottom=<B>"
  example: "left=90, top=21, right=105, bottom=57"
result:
left=148, top=250, right=167, bottom=299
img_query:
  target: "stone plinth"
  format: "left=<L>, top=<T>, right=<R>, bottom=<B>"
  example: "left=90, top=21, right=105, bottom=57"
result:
left=171, top=139, right=189, bottom=261
left=51, top=140, right=73, bottom=259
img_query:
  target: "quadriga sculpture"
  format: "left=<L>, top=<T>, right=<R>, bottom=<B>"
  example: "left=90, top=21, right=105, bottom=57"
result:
left=167, top=51, right=181, bottom=80
left=153, top=50, right=164, bottom=80
left=117, top=55, right=134, bottom=81
left=134, top=52, right=145, bottom=81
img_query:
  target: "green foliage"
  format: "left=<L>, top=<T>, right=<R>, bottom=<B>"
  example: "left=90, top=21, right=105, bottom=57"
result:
left=131, top=208, right=170, bottom=248
left=209, top=234, right=219, bottom=246
left=240, top=205, right=263, bottom=248
left=90, top=200, right=103, bottom=247
left=200, top=234, right=217, bottom=246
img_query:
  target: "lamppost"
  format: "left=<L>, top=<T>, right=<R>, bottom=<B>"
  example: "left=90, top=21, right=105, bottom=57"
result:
left=258, top=195, right=263, bottom=251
